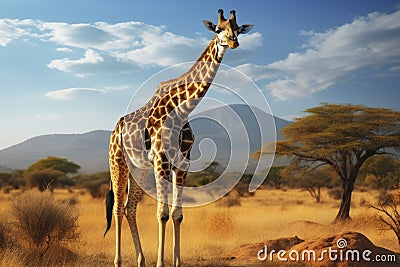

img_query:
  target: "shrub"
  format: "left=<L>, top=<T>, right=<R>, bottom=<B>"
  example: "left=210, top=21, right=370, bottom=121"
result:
left=370, top=195, right=400, bottom=247
left=11, top=191, right=79, bottom=253
left=0, top=170, right=25, bottom=189
left=185, top=172, right=215, bottom=187
left=377, top=189, right=393, bottom=204
left=82, top=180, right=109, bottom=199
left=24, top=169, right=63, bottom=191
left=0, top=221, right=12, bottom=250
left=217, top=190, right=241, bottom=207
left=59, top=197, right=78, bottom=206
left=58, top=176, right=76, bottom=187
left=233, top=183, right=255, bottom=197
left=328, top=187, right=342, bottom=200
left=2, top=185, right=13, bottom=194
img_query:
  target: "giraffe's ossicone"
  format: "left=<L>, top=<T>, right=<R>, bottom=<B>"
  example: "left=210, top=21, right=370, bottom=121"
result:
left=105, top=9, right=253, bottom=267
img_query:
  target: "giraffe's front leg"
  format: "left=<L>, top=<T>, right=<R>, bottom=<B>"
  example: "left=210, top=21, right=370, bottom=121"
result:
left=154, top=154, right=170, bottom=267
left=171, top=169, right=185, bottom=267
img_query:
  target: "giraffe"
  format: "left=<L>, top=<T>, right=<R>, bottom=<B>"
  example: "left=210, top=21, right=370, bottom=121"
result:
left=105, top=9, right=253, bottom=267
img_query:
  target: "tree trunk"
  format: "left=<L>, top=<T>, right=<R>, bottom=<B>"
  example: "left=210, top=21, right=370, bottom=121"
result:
left=274, top=179, right=280, bottom=190
left=334, top=179, right=354, bottom=222
left=316, top=187, right=321, bottom=203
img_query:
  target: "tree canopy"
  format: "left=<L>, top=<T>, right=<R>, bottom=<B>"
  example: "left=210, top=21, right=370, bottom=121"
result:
left=273, top=103, right=400, bottom=221
left=24, top=156, right=80, bottom=176
left=362, top=155, right=399, bottom=189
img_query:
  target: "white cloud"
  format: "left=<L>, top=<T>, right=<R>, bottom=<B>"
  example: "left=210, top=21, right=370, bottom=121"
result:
left=0, top=19, right=31, bottom=46
left=104, top=85, right=131, bottom=91
left=238, top=9, right=400, bottom=101
left=279, top=114, right=303, bottom=121
left=56, top=47, right=73, bottom=53
left=236, top=63, right=281, bottom=81
left=236, top=32, right=263, bottom=50
left=32, top=113, right=61, bottom=121
left=45, top=87, right=106, bottom=100
left=47, top=49, right=104, bottom=76
left=0, top=18, right=263, bottom=76
left=117, top=32, right=207, bottom=67
left=38, top=22, right=116, bottom=50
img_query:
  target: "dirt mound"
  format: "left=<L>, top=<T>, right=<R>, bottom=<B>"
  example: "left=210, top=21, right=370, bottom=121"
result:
left=226, top=236, right=304, bottom=266
left=226, top=232, right=399, bottom=266
left=290, top=232, right=398, bottom=266
left=286, top=220, right=325, bottom=227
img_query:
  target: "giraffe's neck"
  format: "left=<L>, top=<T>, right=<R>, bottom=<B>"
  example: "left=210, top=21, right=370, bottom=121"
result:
left=159, top=35, right=227, bottom=88
left=196, top=34, right=227, bottom=66
left=160, top=35, right=228, bottom=116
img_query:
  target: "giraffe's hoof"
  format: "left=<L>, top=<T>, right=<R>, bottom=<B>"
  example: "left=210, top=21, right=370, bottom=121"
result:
left=138, top=255, right=146, bottom=267
left=161, top=214, right=169, bottom=222
left=114, top=257, right=122, bottom=267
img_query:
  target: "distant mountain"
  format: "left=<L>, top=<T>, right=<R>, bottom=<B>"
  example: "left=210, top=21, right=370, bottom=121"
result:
left=189, top=104, right=290, bottom=172
left=0, top=105, right=291, bottom=173
left=0, top=130, right=111, bottom=173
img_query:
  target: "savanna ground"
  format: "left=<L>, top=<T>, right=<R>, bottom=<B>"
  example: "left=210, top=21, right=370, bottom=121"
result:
left=0, top=187, right=398, bottom=266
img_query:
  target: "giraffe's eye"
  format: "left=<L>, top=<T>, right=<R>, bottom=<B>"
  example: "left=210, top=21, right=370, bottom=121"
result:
left=215, top=28, right=222, bottom=34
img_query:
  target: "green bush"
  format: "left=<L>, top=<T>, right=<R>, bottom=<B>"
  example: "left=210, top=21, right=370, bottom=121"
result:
left=58, top=176, right=76, bottom=187
left=82, top=180, right=109, bottom=199
left=24, top=169, right=63, bottom=191
left=0, top=170, right=25, bottom=189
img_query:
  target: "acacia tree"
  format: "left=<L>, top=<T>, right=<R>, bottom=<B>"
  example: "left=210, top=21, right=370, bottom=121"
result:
left=362, top=155, right=399, bottom=189
left=282, top=165, right=334, bottom=203
left=273, top=104, right=400, bottom=222
left=265, top=166, right=285, bottom=189
left=24, top=156, right=80, bottom=176
left=24, top=157, right=80, bottom=190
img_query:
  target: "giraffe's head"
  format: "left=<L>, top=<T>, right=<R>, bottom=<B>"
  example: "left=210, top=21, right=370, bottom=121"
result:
left=203, top=9, right=253, bottom=49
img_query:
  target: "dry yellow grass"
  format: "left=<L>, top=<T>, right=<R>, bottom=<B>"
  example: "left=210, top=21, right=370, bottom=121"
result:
left=0, top=187, right=398, bottom=266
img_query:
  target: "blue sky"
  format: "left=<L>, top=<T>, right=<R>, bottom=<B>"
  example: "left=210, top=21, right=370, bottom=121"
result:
left=0, top=0, right=399, bottom=149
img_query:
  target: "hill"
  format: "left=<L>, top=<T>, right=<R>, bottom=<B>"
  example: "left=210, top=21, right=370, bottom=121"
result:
left=0, top=130, right=111, bottom=173
left=0, top=104, right=291, bottom=173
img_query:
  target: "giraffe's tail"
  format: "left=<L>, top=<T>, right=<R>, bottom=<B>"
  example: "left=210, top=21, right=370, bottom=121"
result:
left=104, top=187, right=114, bottom=237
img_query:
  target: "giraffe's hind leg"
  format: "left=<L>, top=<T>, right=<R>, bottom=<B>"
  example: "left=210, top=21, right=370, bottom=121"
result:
left=125, top=168, right=147, bottom=267
left=108, top=118, right=129, bottom=267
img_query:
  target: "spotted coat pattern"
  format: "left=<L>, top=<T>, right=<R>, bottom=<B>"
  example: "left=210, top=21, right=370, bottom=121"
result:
left=107, top=9, right=252, bottom=267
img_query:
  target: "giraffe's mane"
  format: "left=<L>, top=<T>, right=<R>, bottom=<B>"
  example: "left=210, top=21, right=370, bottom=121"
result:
left=157, top=35, right=218, bottom=89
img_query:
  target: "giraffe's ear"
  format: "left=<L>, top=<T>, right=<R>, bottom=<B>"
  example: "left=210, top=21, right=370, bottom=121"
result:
left=203, top=20, right=216, bottom=32
left=239, top=24, right=254, bottom=34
